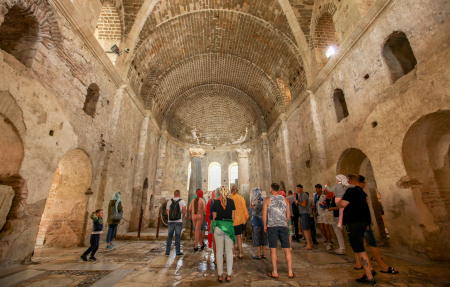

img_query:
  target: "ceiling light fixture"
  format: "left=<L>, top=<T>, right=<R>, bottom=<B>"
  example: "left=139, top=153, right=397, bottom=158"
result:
left=106, top=44, right=129, bottom=56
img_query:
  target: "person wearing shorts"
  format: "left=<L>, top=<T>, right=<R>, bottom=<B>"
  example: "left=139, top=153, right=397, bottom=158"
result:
left=314, top=184, right=332, bottom=250
left=338, top=174, right=376, bottom=285
left=229, top=185, right=249, bottom=259
left=263, top=183, right=294, bottom=279
left=296, top=185, right=313, bottom=250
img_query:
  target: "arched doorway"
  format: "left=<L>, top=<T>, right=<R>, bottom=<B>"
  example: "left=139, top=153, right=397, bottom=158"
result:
left=0, top=113, right=24, bottom=231
left=337, top=148, right=389, bottom=243
left=36, top=149, right=92, bottom=247
left=402, top=110, right=450, bottom=260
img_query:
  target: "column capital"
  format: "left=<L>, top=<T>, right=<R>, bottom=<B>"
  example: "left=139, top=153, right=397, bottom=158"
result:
left=189, top=148, right=205, bottom=158
left=236, top=148, right=251, bottom=158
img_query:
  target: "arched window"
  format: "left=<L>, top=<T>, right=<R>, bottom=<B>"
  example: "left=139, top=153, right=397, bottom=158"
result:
left=382, top=31, right=417, bottom=83
left=187, top=162, right=191, bottom=190
left=0, top=5, right=40, bottom=68
left=208, top=162, right=221, bottom=191
left=276, top=76, right=291, bottom=105
left=229, top=163, right=238, bottom=188
left=83, top=84, right=100, bottom=118
left=94, top=0, right=122, bottom=64
left=333, top=89, right=349, bottom=122
left=313, top=12, right=339, bottom=70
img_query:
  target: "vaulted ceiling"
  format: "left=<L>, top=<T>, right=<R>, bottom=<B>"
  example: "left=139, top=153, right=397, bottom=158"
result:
left=113, top=0, right=314, bottom=147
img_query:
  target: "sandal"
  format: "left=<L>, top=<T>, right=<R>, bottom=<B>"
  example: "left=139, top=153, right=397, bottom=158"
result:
left=226, top=275, right=231, bottom=283
left=380, top=267, right=399, bottom=274
left=354, top=267, right=363, bottom=270
left=218, top=275, right=223, bottom=283
left=261, top=255, right=266, bottom=259
left=267, top=272, right=278, bottom=279
left=288, top=273, right=296, bottom=279
left=252, top=255, right=262, bottom=259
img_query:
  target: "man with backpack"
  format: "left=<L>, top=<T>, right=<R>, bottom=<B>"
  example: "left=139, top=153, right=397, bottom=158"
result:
left=166, top=190, right=186, bottom=256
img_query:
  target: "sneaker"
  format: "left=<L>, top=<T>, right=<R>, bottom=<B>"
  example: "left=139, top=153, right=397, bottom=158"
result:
left=206, top=248, right=212, bottom=252
left=335, top=249, right=346, bottom=255
left=326, top=243, right=333, bottom=250
left=176, top=252, right=184, bottom=256
left=110, top=243, right=115, bottom=248
left=89, top=256, right=97, bottom=261
left=106, top=246, right=112, bottom=250
left=165, top=252, right=170, bottom=256
left=356, top=275, right=377, bottom=285
left=81, top=255, right=88, bottom=261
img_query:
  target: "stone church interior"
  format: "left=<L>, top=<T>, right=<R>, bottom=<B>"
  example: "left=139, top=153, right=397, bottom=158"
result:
left=0, top=0, right=449, bottom=286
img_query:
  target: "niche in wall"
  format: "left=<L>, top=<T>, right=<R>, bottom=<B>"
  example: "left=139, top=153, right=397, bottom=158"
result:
left=83, top=84, right=100, bottom=118
left=382, top=31, right=417, bottom=83
left=0, top=5, right=40, bottom=68
left=333, top=89, right=349, bottom=122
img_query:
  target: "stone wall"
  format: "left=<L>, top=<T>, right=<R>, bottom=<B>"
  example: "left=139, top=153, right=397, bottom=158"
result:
left=280, top=0, right=450, bottom=260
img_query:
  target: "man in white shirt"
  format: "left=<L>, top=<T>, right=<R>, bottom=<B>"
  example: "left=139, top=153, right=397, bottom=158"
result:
left=166, top=190, right=186, bottom=256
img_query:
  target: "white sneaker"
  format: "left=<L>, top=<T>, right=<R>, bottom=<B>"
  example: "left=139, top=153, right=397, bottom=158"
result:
left=206, top=248, right=212, bottom=252
left=335, top=249, right=346, bottom=255
left=326, top=243, right=333, bottom=250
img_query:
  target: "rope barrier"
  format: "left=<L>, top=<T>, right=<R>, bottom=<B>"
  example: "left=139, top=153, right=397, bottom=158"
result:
left=160, top=215, right=168, bottom=226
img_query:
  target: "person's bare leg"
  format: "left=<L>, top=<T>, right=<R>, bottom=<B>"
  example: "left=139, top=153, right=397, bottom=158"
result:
left=289, top=236, right=292, bottom=249
left=318, top=223, right=327, bottom=241
left=256, top=246, right=261, bottom=256
left=237, top=235, right=243, bottom=257
left=370, top=246, right=394, bottom=272
left=270, top=248, right=278, bottom=276
left=303, top=229, right=313, bottom=249
left=284, top=248, right=294, bottom=277
left=262, top=246, right=266, bottom=256
left=324, top=224, right=332, bottom=243
left=355, top=253, right=373, bottom=270
left=356, top=252, right=374, bottom=280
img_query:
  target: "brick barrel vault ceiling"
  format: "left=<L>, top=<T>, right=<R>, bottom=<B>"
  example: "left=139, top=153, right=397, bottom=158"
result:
left=135, top=53, right=290, bottom=128
left=289, top=0, right=315, bottom=45
left=134, top=0, right=297, bottom=48
left=127, top=10, right=307, bottom=127
left=165, top=84, right=265, bottom=147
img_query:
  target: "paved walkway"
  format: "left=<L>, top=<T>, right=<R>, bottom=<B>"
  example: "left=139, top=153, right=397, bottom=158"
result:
left=0, top=238, right=449, bottom=286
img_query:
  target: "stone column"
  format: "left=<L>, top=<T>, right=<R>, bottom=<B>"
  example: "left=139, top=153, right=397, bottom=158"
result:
left=188, top=148, right=205, bottom=227
left=281, top=116, right=294, bottom=189
left=261, top=132, right=272, bottom=191
left=236, top=149, right=251, bottom=207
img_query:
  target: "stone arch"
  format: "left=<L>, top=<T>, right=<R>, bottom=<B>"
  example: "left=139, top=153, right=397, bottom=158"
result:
left=401, top=110, right=450, bottom=260
left=0, top=91, right=26, bottom=232
left=382, top=31, right=417, bottom=84
left=35, top=149, right=92, bottom=248
left=229, top=162, right=238, bottom=189
left=337, top=148, right=389, bottom=243
left=0, top=0, right=63, bottom=67
left=311, top=2, right=339, bottom=70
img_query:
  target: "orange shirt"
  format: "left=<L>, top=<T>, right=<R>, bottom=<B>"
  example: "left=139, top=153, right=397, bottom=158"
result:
left=229, top=193, right=249, bottom=226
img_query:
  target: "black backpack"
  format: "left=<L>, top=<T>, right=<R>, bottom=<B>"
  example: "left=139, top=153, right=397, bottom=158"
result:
left=169, top=199, right=182, bottom=221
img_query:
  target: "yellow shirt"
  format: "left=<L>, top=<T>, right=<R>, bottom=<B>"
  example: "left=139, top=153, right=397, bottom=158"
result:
left=229, top=193, right=249, bottom=226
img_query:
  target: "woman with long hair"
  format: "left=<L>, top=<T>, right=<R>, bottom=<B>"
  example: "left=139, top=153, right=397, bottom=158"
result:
left=212, top=186, right=236, bottom=283
left=189, top=189, right=206, bottom=251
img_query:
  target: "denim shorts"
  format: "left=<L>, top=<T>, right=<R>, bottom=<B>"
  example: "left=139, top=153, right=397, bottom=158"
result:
left=299, top=213, right=310, bottom=230
left=364, top=225, right=378, bottom=247
left=267, top=226, right=290, bottom=249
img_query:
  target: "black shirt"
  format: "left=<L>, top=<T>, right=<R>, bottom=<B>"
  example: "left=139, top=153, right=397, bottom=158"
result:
left=212, top=198, right=236, bottom=220
left=341, top=186, right=371, bottom=225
